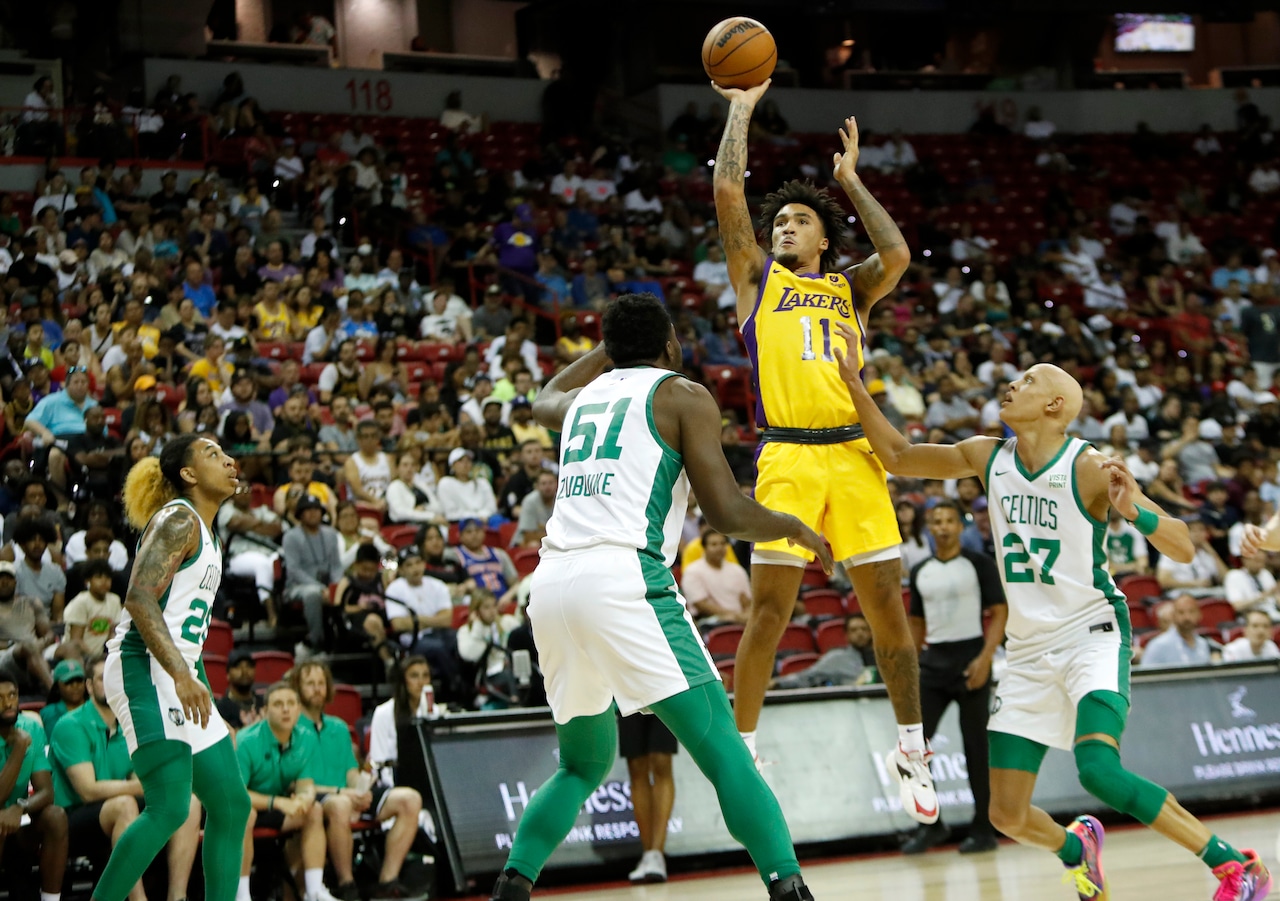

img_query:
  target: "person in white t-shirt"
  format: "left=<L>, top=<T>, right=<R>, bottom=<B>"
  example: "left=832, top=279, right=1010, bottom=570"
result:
left=1224, top=552, right=1280, bottom=621
left=1221, top=610, right=1280, bottom=662
left=681, top=529, right=751, bottom=627
left=692, top=243, right=734, bottom=307
left=549, top=160, right=584, bottom=205
left=1023, top=108, right=1056, bottom=140
left=62, top=559, right=123, bottom=658
left=1191, top=126, right=1221, bottom=157
left=385, top=551, right=454, bottom=650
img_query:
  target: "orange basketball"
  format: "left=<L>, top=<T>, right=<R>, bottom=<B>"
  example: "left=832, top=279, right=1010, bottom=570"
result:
left=702, top=17, right=776, bottom=90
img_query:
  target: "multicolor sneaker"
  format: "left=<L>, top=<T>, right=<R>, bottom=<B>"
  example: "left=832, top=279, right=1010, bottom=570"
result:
left=1212, top=849, right=1273, bottom=901
left=1061, top=815, right=1108, bottom=900
left=885, top=744, right=939, bottom=824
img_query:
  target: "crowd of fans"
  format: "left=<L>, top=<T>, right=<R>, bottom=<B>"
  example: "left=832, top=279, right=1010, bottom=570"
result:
left=0, top=67, right=1277, bottom=896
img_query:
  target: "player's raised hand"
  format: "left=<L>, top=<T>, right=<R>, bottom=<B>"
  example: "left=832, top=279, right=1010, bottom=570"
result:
left=1100, top=458, right=1140, bottom=520
left=711, top=78, right=771, bottom=108
left=786, top=518, right=834, bottom=574
left=832, top=116, right=861, bottom=183
left=832, top=322, right=865, bottom=390
left=1241, top=521, right=1280, bottom=557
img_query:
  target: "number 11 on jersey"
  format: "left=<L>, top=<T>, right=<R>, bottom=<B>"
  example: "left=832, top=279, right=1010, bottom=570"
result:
left=800, top=316, right=833, bottom=362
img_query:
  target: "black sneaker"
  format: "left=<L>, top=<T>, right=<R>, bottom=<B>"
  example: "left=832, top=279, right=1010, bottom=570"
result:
left=371, top=879, right=428, bottom=901
left=902, top=820, right=951, bottom=855
left=768, top=874, right=815, bottom=901
left=958, top=830, right=999, bottom=854
left=490, top=870, right=533, bottom=901
left=335, top=882, right=361, bottom=901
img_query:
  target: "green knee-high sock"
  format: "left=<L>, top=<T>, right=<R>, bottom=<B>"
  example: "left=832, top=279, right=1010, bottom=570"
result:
left=192, top=736, right=252, bottom=901
left=505, top=708, right=618, bottom=883
left=1199, top=834, right=1247, bottom=869
left=92, top=740, right=194, bottom=901
left=652, top=682, right=801, bottom=886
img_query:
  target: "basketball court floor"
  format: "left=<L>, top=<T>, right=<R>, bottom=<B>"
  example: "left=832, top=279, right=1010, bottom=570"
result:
left=465, top=810, right=1279, bottom=900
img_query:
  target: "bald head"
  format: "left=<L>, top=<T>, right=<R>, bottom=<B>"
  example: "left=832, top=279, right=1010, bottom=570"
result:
left=1037, top=364, right=1084, bottom=423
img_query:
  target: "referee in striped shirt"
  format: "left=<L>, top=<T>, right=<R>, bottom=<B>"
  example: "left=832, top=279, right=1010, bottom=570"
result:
left=902, top=499, right=1007, bottom=855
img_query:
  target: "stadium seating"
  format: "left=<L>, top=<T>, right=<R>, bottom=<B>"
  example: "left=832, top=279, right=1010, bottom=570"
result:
left=705, top=625, right=745, bottom=659
left=777, top=653, right=820, bottom=676
left=815, top=620, right=847, bottom=654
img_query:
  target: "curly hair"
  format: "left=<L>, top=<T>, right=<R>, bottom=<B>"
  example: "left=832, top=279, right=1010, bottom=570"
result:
left=122, top=432, right=206, bottom=530
left=756, top=179, right=851, bottom=273
left=603, top=293, right=672, bottom=368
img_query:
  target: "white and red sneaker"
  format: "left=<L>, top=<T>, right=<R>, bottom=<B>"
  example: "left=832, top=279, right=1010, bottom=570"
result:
left=885, top=744, right=939, bottom=824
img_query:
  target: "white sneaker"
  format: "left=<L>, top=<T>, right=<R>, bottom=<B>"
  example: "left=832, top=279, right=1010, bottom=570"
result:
left=886, top=744, right=939, bottom=824
left=304, top=888, right=340, bottom=901
left=628, top=850, right=667, bottom=884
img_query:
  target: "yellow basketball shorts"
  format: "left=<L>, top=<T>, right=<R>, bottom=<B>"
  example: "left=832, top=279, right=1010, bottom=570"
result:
left=753, top=439, right=900, bottom=563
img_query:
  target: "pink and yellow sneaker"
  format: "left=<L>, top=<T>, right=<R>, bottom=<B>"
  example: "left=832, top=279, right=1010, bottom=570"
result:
left=1213, top=849, right=1272, bottom=901
left=1061, top=815, right=1108, bottom=900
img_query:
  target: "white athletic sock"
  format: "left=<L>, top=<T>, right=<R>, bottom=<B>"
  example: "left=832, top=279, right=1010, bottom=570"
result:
left=898, top=723, right=926, bottom=755
left=236, top=876, right=252, bottom=901
left=304, top=867, right=325, bottom=898
left=41, top=891, right=60, bottom=901
left=740, top=731, right=757, bottom=759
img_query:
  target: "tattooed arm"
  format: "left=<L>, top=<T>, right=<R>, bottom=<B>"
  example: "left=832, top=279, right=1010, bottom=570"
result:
left=711, top=80, right=770, bottom=322
left=831, top=116, right=911, bottom=316
left=124, top=503, right=213, bottom=726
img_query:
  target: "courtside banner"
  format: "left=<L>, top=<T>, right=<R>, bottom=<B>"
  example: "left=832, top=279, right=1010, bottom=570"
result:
left=424, top=663, right=1280, bottom=880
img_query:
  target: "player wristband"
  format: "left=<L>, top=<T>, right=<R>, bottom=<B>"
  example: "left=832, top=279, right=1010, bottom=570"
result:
left=268, top=796, right=275, bottom=811
left=1132, top=505, right=1159, bottom=536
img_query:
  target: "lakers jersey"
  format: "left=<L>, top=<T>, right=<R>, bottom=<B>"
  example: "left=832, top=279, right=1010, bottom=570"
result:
left=741, top=257, right=865, bottom=430
left=985, top=437, right=1130, bottom=653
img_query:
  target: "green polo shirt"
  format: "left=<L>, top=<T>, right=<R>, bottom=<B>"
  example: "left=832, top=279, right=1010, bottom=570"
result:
left=0, top=712, right=50, bottom=808
left=235, top=719, right=319, bottom=797
left=40, top=700, right=73, bottom=736
left=296, top=713, right=357, bottom=790
left=51, top=701, right=132, bottom=809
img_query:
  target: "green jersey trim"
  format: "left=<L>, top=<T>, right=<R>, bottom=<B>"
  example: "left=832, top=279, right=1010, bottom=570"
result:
left=642, top=370, right=682, bottom=461
left=983, top=437, right=1006, bottom=488
left=1014, top=435, right=1074, bottom=484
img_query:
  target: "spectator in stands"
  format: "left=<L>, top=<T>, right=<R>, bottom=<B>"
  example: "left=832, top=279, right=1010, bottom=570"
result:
left=235, top=681, right=334, bottom=901
left=1192, top=125, right=1221, bottom=156
left=1157, top=518, right=1227, bottom=598
left=772, top=613, right=875, bottom=690
left=950, top=222, right=991, bottom=263
left=332, top=543, right=397, bottom=670
left=0, top=673, right=66, bottom=900
left=61, top=559, right=120, bottom=659
left=1198, top=481, right=1238, bottom=560
left=924, top=374, right=978, bottom=441
left=437, top=449, right=499, bottom=524
left=455, top=517, right=517, bottom=604
left=275, top=454, right=337, bottom=525
left=682, top=528, right=750, bottom=627
left=512, top=470, right=557, bottom=548
left=52, top=656, right=201, bottom=898
left=1106, top=507, right=1149, bottom=577
left=383, top=547, right=457, bottom=681
left=220, top=367, right=275, bottom=436
left=14, top=518, right=65, bottom=623
left=1166, top=220, right=1206, bottom=264
left=368, top=656, right=435, bottom=797
left=216, top=648, right=263, bottom=731
left=1224, top=550, right=1280, bottom=622
left=440, top=90, right=486, bottom=135
left=1248, top=157, right=1280, bottom=196
left=40, top=658, right=85, bottom=735
left=1139, top=594, right=1216, bottom=667
left=386, top=451, right=445, bottom=526
left=341, top=420, right=392, bottom=513
left=1221, top=609, right=1280, bottom=662
left=294, top=661, right=425, bottom=901
left=491, top=204, right=538, bottom=301
left=333, top=502, right=393, bottom=573
left=703, top=312, right=749, bottom=367
left=283, top=495, right=346, bottom=661
left=317, top=338, right=362, bottom=406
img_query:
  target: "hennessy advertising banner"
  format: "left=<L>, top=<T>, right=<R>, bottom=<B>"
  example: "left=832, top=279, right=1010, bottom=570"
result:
left=423, top=664, right=1280, bottom=884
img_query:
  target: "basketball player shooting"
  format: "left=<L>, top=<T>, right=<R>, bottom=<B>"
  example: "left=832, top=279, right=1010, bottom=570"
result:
left=833, top=330, right=1271, bottom=901
left=711, top=79, right=938, bottom=822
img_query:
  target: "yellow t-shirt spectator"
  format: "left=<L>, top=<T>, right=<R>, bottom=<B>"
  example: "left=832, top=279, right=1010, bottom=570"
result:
left=255, top=302, right=297, bottom=340
left=188, top=358, right=236, bottom=395
left=113, top=321, right=160, bottom=359
left=681, top=536, right=739, bottom=568
left=556, top=334, right=594, bottom=360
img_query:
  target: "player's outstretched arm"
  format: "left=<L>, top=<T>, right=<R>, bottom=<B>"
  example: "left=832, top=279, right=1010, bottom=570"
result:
left=833, top=117, right=910, bottom=313
left=833, top=323, right=992, bottom=479
left=1098, top=457, right=1195, bottom=564
left=666, top=378, right=833, bottom=571
left=531, top=342, right=612, bottom=433
left=1242, top=510, right=1280, bottom=557
left=711, top=80, right=769, bottom=322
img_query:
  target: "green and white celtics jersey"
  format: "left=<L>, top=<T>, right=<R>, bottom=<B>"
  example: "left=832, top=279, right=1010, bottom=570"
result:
left=542, top=367, right=690, bottom=566
left=107, top=498, right=222, bottom=666
left=985, top=437, right=1129, bottom=651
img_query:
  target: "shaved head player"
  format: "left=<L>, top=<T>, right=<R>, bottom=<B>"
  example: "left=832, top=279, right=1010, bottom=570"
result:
left=711, top=78, right=937, bottom=821
left=834, top=330, right=1271, bottom=901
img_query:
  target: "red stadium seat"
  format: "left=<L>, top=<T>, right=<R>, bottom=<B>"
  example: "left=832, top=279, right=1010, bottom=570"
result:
left=1118, top=575, right=1162, bottom=606
left=716, top=660, right=735, bottom=690
left=511, top=547, right=541, bottom=578
left=354, top=504, right=384, bottom=526
left=800, top=589, right=845, bottom=620
left=203, top=654, right=228, bottom=696
left=381, top=524, right=420, bottom=549
left=777, top=623, right=816, bottom=655
left=205, top=618, right=234, bottom=659
left=705, top=625, right=745, bottom=658
left=452, top=606, right=471, bottom=630
left=777, top=653, right=820, bottom=677
left=252, top=651, right=295, bottom=684
left=1126, top=601, right=1153, bottom=631
left=800, top=561, right=829, bottom=590
left=1198, top=599, right=1238, bottom=629
left=815, top=619, right=847, bottom=654
left=325, top=684, right=363, bottom=728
